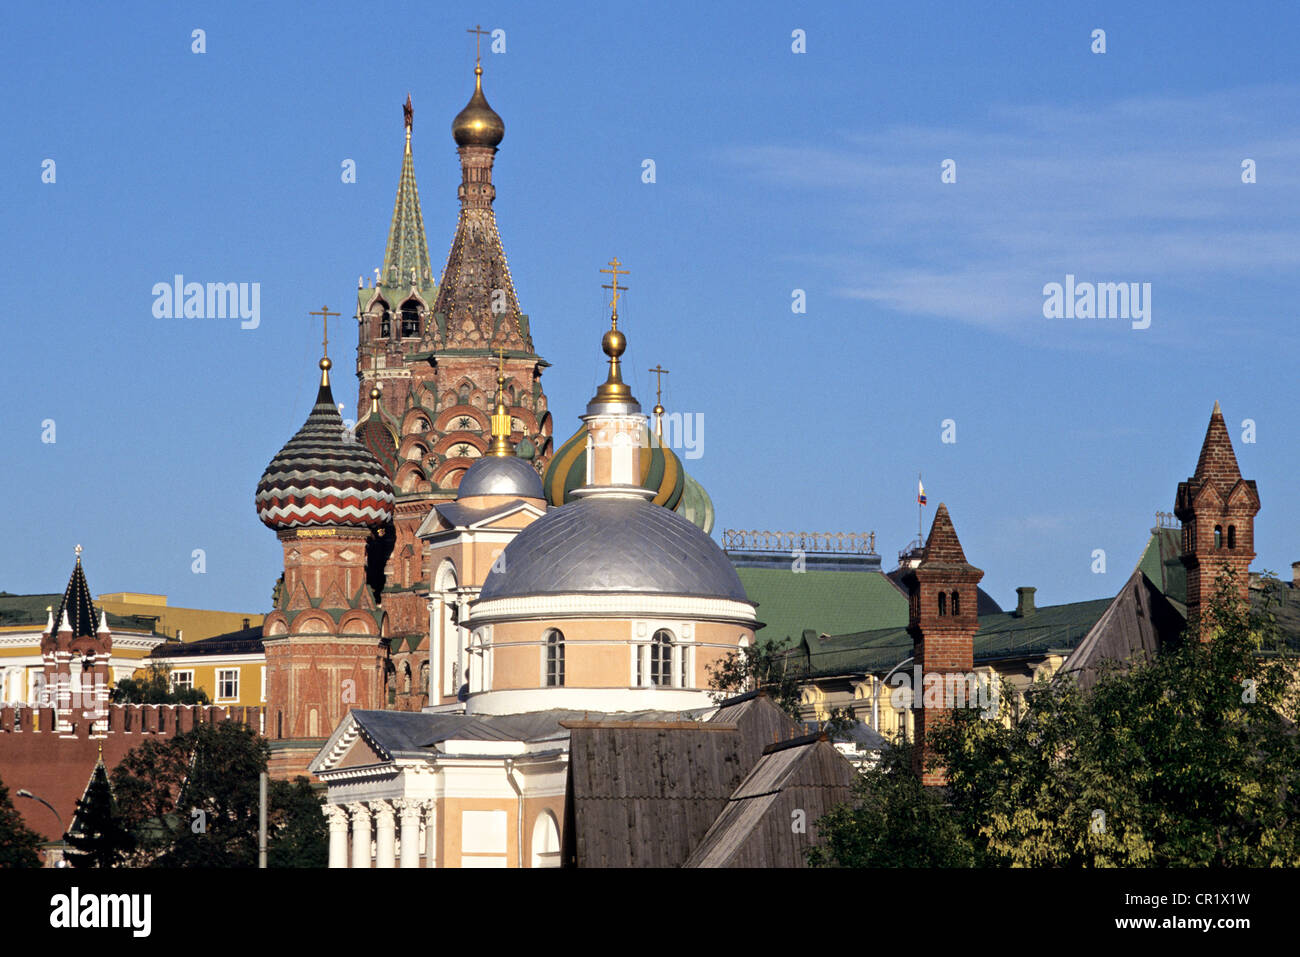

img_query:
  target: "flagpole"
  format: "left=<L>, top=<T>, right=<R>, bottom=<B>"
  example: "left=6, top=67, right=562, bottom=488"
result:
left=918, top=471, right=923, bottom=544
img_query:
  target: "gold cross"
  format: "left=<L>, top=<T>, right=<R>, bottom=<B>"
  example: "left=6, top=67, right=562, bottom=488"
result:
left=309, top=306, right=340, bottom=357
left=467, top=24, right=489, bottom=65
left=599, top=257, right=628, bottom=314
left=496, top=346, right=507, bottom=388
left=648, top=364, right=670, bottom=405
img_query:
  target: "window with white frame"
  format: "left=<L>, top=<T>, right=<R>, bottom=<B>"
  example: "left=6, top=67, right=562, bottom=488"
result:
left=649, top=629, right=673, bottom=687
left=544, top=629, right=565, bottom=687
left=171, top=670, right=194, bottom=692
left=217, top=668, right=239, bottom=701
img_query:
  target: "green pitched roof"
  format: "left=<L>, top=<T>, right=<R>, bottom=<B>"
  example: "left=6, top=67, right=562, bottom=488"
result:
left=734, top=567, right=908, bottom=647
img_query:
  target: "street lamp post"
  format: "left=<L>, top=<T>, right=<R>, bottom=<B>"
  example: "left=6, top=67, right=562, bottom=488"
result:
left=17, top=788, right=68, bottom=867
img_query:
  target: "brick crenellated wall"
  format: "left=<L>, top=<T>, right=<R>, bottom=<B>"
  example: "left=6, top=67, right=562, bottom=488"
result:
left=0, top=703, right=263, bottom=846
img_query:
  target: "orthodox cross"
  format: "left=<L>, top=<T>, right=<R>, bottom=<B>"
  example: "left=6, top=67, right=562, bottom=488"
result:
left=599, top=257, right=628, bottom=315
left=403, top=93, right=413, bottom=131
left=648, top=365, right=670, bottom=406
left=496, top=346, right=508, bottom=394
left=467, top=24, right=489, bottom=65
left=75, top=544, right=83, bottom=560
left=309, top=306, right=340, bottom=357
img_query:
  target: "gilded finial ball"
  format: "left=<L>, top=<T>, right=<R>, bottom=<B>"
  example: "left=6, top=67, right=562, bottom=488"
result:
left=370, top=386, right=381, bottom=400
left=602, top=327, right=626, bottom=358
left=320, top=357, right=333, bottom=371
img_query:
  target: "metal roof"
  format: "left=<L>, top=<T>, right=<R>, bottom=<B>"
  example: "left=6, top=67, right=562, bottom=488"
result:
left=457, top=455, right=544, bottom=500
left=479, top=496, right=750, bottom=601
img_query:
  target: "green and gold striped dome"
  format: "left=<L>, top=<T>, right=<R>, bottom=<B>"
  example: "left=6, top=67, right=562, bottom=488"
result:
left=542, top=423, right=685, bottom=511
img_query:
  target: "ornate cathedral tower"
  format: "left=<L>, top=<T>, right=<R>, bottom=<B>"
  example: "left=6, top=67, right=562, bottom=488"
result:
left=353, top=63, right=552, bottom=645
left=1174, top=402, right=1260, bottom=636
left=257, top=353, right=396, bottom=778
left=901, top=504, right=984, bottom=787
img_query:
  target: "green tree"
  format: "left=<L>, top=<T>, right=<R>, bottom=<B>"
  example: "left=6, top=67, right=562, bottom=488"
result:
left=64, top=762, right=135, bottom=868
left=110, top=722, right=326, bottom=867
left=813, top=566, right=1300, bottom=867
left=267, top=777, right=328, bottom=868
left=707, top=635, right=857, bottom=735
left=0, top=775, right=44, bottom=868
left=808, top=738, right=976, bottom=867
left=110, top=661, right=210, bottom=705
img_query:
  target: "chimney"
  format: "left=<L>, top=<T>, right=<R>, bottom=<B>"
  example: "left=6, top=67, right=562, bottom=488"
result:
left=1014, top=587, right=1036, bottom=618
left=242, top=617, right=250, bottom=630
left=1292, top=561, right=1300, bottom=586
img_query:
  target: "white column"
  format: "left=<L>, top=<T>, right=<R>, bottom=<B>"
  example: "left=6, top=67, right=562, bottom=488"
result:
left=373, top=801, right=396, bottom=868
left=397, top=799, right=422, bottom=869
left=325, top=805, right=349, bottom=868
left=424, top=801, right=438, bottom=868
left=349, top=803, right=372, bottom=869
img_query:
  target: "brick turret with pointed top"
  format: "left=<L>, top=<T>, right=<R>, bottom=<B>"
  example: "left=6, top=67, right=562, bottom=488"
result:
left=901, top=504, right=984, bottom=786
left=1174, top=401, right=1260, bottom=635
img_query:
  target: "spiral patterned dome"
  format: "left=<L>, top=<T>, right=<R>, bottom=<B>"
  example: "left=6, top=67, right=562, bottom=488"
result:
left=256, top=362, right=395, bottom=530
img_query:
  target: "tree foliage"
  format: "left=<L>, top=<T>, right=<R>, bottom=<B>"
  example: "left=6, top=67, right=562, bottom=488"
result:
left=807, top=738, right=976, bottom=867
left=110, top=722, right=326, bottom=867
left=812, top=568, right=1300, bottom=867
left=110, top=661, right=210, bottom=705
left=0, top=775, right=44, bottom=868
left=707, top=636, right=857, bottom=735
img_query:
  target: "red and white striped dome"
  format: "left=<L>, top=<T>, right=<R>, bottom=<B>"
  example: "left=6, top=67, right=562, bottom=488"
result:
left=256, top=361, right=395, bottom=530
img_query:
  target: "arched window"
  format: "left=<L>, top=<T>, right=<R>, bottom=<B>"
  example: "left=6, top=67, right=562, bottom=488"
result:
left=531, top=811, right=561, bottom=868
left=1214, top=524, right=1223, bottom=548
left=937, top=592, right=947, bottom=616
left=419, top=661, right=429, bottom=694
left=400, top=300, right=420, bottom=338
left=650, top=629, right=673, bottom=687
left=402, top=662, right=412, bottom=694
left=1227, top=525, right=1236, bottom=550
left=378, top=304, right=391, bottom=338
left=951, top=590, right=960, bottom=616
left=545, top=629, right=565, bottom=687
left=458, top=385, right=471, bottom=406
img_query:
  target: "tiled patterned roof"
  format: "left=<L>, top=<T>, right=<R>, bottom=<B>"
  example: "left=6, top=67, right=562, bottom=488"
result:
left=256, top=372, right=395, bottom=530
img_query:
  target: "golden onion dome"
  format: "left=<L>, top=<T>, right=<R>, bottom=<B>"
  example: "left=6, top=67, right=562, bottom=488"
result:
left=452, top=66, right=504, bottom=148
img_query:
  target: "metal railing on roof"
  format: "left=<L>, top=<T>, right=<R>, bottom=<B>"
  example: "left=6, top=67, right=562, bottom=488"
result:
left=722, top=529, right=877, bottom=555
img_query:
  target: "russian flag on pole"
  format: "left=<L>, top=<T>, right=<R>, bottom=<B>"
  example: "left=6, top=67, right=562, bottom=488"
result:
left=917, top=480, right=927, bottom=506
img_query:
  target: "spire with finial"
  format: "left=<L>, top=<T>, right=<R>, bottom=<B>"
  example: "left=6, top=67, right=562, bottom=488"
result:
left=435, top=34, right=531, bottom=353
left=379, top=95, right=434, bottom=291
left=648, top=365, right=669, bottom=442
left=589, top=259, right=637, bottom=413
left=487, top=347, right=515, bottom=457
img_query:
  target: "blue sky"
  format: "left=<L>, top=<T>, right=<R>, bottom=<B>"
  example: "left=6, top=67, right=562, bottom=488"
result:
left=2, top=0, right=1296, bottom=615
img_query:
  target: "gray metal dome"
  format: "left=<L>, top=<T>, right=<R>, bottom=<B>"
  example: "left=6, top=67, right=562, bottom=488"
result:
left=478, top=496, right=749, bottom=601
left=457, top=455, right=544, bottom=500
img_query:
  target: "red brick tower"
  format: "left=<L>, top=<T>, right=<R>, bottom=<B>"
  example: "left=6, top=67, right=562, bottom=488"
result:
left=257, top=357, right=397, bottom=778
left=901, top=504, right=984, bottom=786
left=353, top=71, right=553, bottom=647
left=1174, top=401, right=1260, bottom=636
left=39, top=547, right=112, bottom=732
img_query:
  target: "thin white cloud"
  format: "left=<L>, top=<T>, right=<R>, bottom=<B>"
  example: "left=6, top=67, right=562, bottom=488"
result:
left=715, top=86, right=1300, bottom=337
